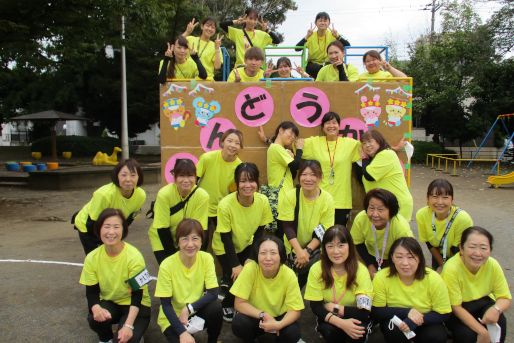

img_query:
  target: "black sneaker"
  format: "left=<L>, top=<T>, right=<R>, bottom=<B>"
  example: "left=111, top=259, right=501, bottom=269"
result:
left=218, top=280, right=230, bottom=301
left=222, top=307, right=234, bottom=322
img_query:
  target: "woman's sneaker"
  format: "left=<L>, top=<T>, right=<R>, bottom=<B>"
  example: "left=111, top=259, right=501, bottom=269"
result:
left=222, top=306, right=234, bottom=322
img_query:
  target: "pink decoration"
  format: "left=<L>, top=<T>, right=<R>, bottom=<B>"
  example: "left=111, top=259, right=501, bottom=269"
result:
left=290, top=87, right=330, bottom=127
left=234, top=87, right=274, bottom=127
left=200, top=117, right=236, bottom=152
left=164, top=153, right=199, bottom=184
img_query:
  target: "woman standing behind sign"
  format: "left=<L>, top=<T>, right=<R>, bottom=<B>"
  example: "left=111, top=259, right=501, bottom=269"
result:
left=197, top=129, right=243, bottom=249
left=302, top=112, right=362, bottom=226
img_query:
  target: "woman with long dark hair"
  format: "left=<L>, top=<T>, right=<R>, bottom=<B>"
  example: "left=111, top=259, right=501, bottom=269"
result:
left=158, top=35, right=207, bottom=84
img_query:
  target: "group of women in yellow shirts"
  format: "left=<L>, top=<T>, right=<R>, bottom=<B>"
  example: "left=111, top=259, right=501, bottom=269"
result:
left=158, top=9, right=407, bottom=83
left=74, top=116, right=510, bottom=342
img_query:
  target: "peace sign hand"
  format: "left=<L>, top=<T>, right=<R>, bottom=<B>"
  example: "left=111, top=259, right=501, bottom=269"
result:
left=235, top=14, right=247, bottom=25
left=330, top=24, right=339, bottom=38
left=258, top=17, right=269, bottom=32
left=234, top=67, right=241, bottom=82
left=189, top=45, right=197, bottom=57
left=185, top=18, right=199, bottom=35
left=305, top=23, right=314, bottom=39
left=215, top=34, right=224, bottom=49
left=165, top=42, right=174, bottom=58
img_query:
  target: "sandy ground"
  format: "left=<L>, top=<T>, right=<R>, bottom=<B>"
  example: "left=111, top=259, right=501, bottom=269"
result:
left=0, top=164, right=512, bottom=342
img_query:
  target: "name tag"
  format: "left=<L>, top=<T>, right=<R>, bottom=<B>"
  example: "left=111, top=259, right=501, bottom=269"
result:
left=127, top=268, right=151, bottom=290
left=314, top=224, right=325, bottom=242
left=356, top=294, right=372, bottom=311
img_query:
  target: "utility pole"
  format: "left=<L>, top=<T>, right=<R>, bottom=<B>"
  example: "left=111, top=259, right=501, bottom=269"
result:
left=121, top=15, right=129, bottom=160
left=423, top=0, right=443, bottom=41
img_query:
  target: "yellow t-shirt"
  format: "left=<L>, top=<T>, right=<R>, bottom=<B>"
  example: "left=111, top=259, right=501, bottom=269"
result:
left=441, top=254, right=512, bottom=306
left=350, top=210, right=413, bottom=259
left=155, top=251, right=218, bottom=331
left=227, top=67, right=264, bottom=82
left=227, top=26, right=273, bottom=67
left=315, top=63, right=359, bottom=82
left=305, top=31, right=339, bottom=64
left=197, top=150, right=242, bottom=217
left=148, top=184, right=209, bottom=252
left=75, top=183, right=146, bottom=233
left=303, top=136, right=361, bottom=209
left=186, top=36, right=220, bottom=80
left=304, top=261, right=373, bottom=305
left=212, top=192, right=273, bottom=255
left=159, top=57, right=200, bottom=80
left=362, top=149, right=413, bottom=221
left=267, top=143, right=294, bottom=197
left=416, top=206, right=473, bottom=256
left=358, top=70, right=393, bottom=81
left=230, top=260, right=305, bottom=317
left=79, top=243, right=151, bottom=307
left=373, top=267, right=451, bottom=314
left=277, top=187, right=335, bottom=252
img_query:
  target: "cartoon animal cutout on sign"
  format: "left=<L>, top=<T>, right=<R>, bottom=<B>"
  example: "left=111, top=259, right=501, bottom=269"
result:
left=162, top=98, right=190, bottom=130
left=385, top=98, right=408, bottom=127
left=193, top=97, right=221, bottom=127
left=360, top=95, right=381, bottom=128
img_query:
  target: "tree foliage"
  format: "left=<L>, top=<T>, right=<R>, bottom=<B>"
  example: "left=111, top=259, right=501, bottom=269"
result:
left=406, top=0, right=514, bottom=147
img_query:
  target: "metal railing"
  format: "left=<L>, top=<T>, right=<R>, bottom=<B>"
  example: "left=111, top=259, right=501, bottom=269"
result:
left=426, top=153, right=502, bottom=176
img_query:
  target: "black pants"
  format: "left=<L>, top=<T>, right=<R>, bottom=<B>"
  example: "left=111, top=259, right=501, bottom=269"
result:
left=154, top=248, right=176, bottom=265
left=203, top=216, right=217, bottom=251
left=316, top=306, right=370, bottom=343
left=232, top=312, right=301, bottom=343
left=306, top=62, right=324, bottom=79
left=87, top=301, right=151, bottom=342
left=163, top=301, right=222, bottom=343
left=448, top=296, right=507, bottom=343
left=335, top=209, right=351, bottom=227
left=379, top=321, right=447, bottom=343
left=78, top=229, right=102, bottom=255
left=217, top=245, right=252, bottom=308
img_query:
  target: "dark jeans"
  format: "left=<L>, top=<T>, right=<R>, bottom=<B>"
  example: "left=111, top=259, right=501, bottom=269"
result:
left=163, top=301, right=222, bottom=343
left=335, top=209, right=351, bottom=227
left=216, top=245, right=252, bottom=308
left=448, top=296, right=507, bottom=343
left=316, top=306, right=370, bottom=343
left=78, top=229, right=102, bottom=255
left=306, top=62, right=324, bottom=79
left=154, top=249, right=176, bottom=265
left=87, top=300, right=151, bottom=342
left=232, top=312, right=301, bottom=343
left=379, top=321, right=447, bottom=343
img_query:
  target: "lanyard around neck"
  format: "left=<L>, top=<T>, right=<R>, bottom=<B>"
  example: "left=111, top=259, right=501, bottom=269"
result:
left=372, top=222, right=390, bottom=270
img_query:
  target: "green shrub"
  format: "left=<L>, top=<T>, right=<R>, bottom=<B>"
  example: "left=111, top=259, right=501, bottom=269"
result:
left=31, top=136, right=120, bottom=157
left=412, top=141, right=456, bottom=163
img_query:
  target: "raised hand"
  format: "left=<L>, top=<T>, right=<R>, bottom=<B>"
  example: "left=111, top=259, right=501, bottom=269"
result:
left=215, top=34, right=223, bottom=49
left=330, top=23, right=339, bottom=38
left=235, top=14, right=247, bottom=25
left=165, top=42, right=174, bottom=58
left=258, top=17, right=269, bottom=31
left=305, top=23, right=314, bottom=39
left=185, top=18, right=199, bottom=35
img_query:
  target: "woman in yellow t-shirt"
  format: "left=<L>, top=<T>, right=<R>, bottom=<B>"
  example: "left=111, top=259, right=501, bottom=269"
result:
left=182, top=17, right=222, bottom=80
left=264, top=57, right=311, bottom=78
left=351, top=188, right=413, bottom=278
left=148, top=158, right=209, bottom=265
left=316, top=41, right=359, bottom=82
left=265, top=121, right=302, bottom=236
left=302, top=112, right=361, bottom=226
left=361, top=130, right=413, bottom=221
left=158, top=35, right=207, bottom=84
left=212, top=162, right=273, bottom=322
left=155, top=219, right=222, bottom=343
left=295, top=11, right=351, bottom=79
left=79, top=209, right=151, bottom=343
left=73, top=159, right=146, bottom=255
left=441, top=227, right=511, bottom=343
left=231, top=235, right=304, bottom=342
left=220, top=8, right=281, bottom=67
left=305, top=225, right=373, bottom=342
left=372, top=237, right=451, bottom=343
left=358, top=50, right=406, bottom=81
left=197, top=128, right=243, bottom=249
left=278, top=159, right=335, bottom=289
left=416, top=179, right=473, bottom=271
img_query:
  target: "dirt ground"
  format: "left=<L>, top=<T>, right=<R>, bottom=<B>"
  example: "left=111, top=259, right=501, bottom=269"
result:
left=0, top=164, right=512, bottom=342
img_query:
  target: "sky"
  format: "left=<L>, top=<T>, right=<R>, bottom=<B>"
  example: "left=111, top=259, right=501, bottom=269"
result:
left=275, top=0, right=504, bottom=72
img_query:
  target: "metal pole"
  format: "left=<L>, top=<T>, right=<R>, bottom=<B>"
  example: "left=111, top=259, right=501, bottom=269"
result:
left=121, top=15, right=129, bottom=160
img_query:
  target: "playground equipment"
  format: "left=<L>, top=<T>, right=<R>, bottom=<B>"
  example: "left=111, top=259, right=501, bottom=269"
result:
left=92, top=147, right=122, bottom=166
left=31, top=152, right=42, bottom=160
left=426, top=153, right=500, bottom=176
left=62, top=151, right=72, bottom=159
left=344, top=46, right=390, bottom=64
left=467, top=113, right=514, bottom=172
left=487, top=171, right=514, bottom=188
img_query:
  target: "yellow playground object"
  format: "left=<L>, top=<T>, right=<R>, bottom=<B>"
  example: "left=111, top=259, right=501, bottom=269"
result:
left=92, top=147, right=122, bottom=166
left=487, top=171, right=514, bottom=188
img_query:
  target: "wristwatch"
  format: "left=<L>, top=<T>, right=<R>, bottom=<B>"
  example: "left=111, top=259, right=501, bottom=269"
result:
left=305, top=247, right=313, bottom=256
left=259, top=311, right=265, bottom=320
